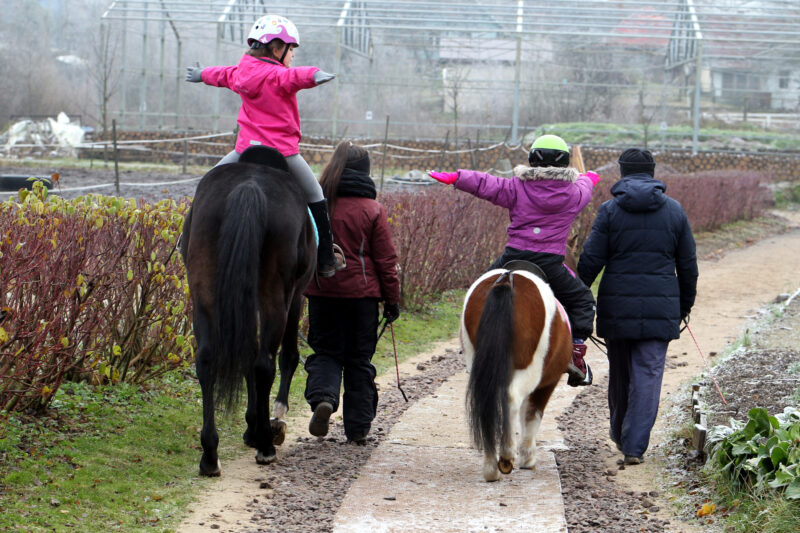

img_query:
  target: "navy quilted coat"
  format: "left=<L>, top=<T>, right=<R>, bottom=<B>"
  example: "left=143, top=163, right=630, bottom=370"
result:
left=578, top=173, right=698, bottom=340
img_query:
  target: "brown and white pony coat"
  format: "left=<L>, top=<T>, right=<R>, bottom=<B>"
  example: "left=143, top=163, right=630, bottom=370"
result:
left=461, top=267, right=572, bottom=482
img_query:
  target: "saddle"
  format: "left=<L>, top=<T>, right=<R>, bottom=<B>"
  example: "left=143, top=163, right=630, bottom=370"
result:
left=239, top=145, right=290, bottom=172
left=502, top=260, right=548, bottom=282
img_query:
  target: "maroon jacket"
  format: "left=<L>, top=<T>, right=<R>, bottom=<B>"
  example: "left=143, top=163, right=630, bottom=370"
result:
left=305, top=196, right=400, bottom=304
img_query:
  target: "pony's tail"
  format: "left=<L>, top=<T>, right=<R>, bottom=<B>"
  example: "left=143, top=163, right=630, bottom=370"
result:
left=213, top=181, right=268, bottom=410
left=466, top=275, right=514, bottom=459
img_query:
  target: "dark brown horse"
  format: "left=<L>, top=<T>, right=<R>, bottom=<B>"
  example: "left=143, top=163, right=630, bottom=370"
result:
left=180, top=146, right=316, bottom=476
left=462, top=266, right=573, bottom=481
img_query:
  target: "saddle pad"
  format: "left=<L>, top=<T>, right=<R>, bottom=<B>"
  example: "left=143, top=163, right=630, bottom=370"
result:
left=307, top=207, right=319, bottom=246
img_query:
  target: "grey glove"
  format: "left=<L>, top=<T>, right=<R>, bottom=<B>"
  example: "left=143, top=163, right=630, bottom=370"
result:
left=313, top=70, right=336, bottom=85
left=185, top=62, right=203, bottom=83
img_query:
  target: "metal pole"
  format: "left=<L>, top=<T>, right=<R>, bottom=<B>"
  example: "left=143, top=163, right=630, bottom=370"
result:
left=380, top=115, right=390, bottom=192
left=120, top=1, right=128, bottom=126
left=692, top=42, right=702, bottom=156
left=332, top=29, right=343, bottom=138
left=511, top=1, right=523, bottom=143
left=159, top=18, right=166, bottom=129
left=112, top=119, right=120, bottom=195
left=214, top=24, right=222, bottom=132
left=139, top=8, right=148, bottom=130
left=175, top=40, right=182, bottom=129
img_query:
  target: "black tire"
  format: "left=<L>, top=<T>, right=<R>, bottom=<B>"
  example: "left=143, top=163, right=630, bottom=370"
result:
left=0, top=175, right=53, bottom=191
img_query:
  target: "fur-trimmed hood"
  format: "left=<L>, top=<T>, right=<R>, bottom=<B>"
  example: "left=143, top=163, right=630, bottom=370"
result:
left=513, top=165, right=580, bottom=183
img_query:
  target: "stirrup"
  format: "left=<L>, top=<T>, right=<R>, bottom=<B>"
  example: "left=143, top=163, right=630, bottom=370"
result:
left=567, top=362, right=593, bottom=387
left=317, top=244, right=346, bottom=278
left=332, top=244, right=346, bottom=271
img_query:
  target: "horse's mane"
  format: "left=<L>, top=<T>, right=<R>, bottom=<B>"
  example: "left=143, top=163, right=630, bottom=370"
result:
left=239, top=146, right=290, bottom=172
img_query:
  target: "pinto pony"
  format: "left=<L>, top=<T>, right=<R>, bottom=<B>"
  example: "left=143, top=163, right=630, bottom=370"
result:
left=180, top=147, right=316, bottom=476
left=462, top=265, right=573, bottom=482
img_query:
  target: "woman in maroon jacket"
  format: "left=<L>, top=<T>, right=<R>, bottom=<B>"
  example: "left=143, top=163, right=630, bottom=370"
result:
left=304, top=141, right=401, bottom=444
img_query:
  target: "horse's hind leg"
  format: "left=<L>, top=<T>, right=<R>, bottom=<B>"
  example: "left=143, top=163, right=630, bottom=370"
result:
left=519, top=382, right=557, bottom=470
left=252, top=321, right=282, bottom=465
left=274, top=294, right=303, bottom=418
left=194, top=306, right=221, bottom=476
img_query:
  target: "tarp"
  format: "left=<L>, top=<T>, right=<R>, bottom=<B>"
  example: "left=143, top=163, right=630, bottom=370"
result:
left=2, top=112, right=85, bottom=157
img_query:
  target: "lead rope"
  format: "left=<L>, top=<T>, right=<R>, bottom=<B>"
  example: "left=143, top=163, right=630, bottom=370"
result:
left=390, top=323, right=408, bottom=402
left=685, top=323, right=727, bottom=405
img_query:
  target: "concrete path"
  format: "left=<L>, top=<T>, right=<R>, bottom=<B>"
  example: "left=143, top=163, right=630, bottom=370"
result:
left=334, top=344, right=609, bottom=532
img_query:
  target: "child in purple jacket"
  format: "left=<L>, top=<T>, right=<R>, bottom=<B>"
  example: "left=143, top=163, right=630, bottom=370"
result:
left=430, top=134, right=599, bottom=386
left=185, top=15, right=343, bottom=278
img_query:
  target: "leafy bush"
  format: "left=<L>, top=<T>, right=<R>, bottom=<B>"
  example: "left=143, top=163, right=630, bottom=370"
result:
left=707, top=407, right=800, bottom=499
left=0, top=183, right=192, bottom=413
left=569, top=168, right=772, bottom=257
left=381, top=187, right=507, bottom=309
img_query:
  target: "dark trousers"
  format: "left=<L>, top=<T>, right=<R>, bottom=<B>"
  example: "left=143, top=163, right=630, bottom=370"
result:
left=606, top=338, right=669, bottom=458
left=304, top=296, right=379, bottom=439
left=489, top=247, right=595, bottom=339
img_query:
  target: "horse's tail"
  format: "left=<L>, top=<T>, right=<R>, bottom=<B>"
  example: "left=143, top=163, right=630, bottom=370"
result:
left=213, top=180, right=268, bottom=409
left=466, top=273, right=514, bottom=459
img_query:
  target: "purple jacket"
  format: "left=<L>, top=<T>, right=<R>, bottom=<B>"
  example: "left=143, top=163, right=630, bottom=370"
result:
left=455, top=166, right=593, bottom=256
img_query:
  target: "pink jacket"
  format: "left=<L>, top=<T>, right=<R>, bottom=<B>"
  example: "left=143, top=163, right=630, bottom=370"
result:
left=201, top=54, right=319, bottom=157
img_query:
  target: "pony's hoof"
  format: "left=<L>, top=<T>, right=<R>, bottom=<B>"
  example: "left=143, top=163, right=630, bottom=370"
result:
left=498, top=457, right=514, bottom=474
left=255, top=450, right=277, bottom=465
left=271, top=419, right=287, bottom=445
left=483, top=465, right=501, bottom=482
left=199, top=459, right=221, bottom=477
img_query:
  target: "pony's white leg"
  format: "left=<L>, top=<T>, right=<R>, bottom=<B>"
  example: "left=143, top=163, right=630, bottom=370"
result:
left=498, top=391, right=522, bottom=475
left=273, top=401, right=288, bottom=419
left=519, top=408, right=542, bottom=470
left=483, top=451, right=501, bottom=482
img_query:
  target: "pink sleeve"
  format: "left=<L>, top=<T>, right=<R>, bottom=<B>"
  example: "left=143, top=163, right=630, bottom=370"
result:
left=274, top=66, right=320, bottom=94
left=200, top=65, right=238, bottom=89
left=454, top=169, right=517, bottom=209
left=574, top=175, right=594, bottom=210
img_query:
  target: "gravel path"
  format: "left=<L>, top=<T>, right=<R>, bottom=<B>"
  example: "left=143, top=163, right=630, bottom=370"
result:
left=4, top=163, right=799, bottom=532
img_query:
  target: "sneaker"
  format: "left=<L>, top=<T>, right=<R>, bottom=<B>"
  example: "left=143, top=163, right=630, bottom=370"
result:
left=308, top=401, right=334, bottom=437
left=566, top=343, right=592, bottom=386
left=624, top=455, right=644, bottom=465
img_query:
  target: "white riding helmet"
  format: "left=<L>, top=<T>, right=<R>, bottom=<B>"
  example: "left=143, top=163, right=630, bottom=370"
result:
left=247, top=15, right=300, bottom=47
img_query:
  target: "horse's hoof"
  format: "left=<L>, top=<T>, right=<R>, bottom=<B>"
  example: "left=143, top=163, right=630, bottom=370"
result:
left=256, top=451, right=277, bottom=465
left=271, top=419, right=287, bottom=445
left=199, top=459, right=221, bottom=477
left=498, top=457, right=514, bottom=474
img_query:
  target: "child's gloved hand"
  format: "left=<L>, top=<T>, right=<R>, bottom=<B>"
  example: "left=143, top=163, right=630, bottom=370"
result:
left=584, top=171, right=601, bottom=186
left=428, top=171, right=458, bottom=185
left=185, top=62, right=203, bottom=83
left=313, top=70, right=336, bottom=85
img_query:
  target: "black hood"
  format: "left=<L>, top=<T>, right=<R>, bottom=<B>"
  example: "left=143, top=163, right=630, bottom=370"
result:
left=610, top=173, right=667, bottom=212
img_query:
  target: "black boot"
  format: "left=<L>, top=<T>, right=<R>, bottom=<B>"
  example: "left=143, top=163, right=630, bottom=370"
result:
left=308, top=200, right=345, bottom=278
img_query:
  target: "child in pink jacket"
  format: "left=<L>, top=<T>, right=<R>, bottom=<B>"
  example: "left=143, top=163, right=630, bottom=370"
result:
left=430, top=134, right=600, bottom=386
left=186, top=15, right=342, bottom=278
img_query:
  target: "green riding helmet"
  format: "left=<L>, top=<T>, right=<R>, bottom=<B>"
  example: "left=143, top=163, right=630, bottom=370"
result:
left=529, top=134, right=570, bottom=168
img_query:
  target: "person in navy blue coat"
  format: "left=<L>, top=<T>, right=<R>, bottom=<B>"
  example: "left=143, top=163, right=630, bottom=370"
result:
left=578, top=148, right=698, bottom=464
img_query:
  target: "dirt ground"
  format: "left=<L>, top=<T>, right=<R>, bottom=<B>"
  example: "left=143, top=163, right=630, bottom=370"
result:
left=3, top=163, right=799, bottom=531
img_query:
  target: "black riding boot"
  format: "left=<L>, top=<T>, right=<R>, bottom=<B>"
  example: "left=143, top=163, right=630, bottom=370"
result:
left=308, top=200, right=344, bottom=278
